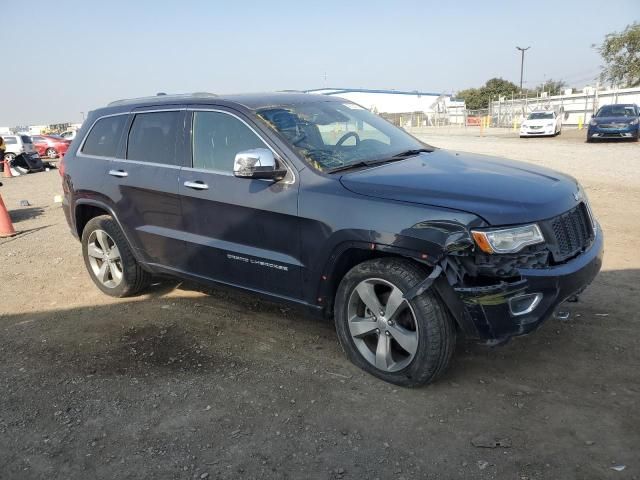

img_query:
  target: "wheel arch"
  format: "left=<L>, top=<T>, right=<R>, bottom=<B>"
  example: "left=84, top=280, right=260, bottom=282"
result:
left=74, top=199, right=144, bottom=264
left=317, top=241, right=437, bottom=318
left=318, top=242, right=479, bottom=339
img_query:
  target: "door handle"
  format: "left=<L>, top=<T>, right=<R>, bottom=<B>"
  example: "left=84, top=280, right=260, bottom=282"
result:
left=108, top=169, right=128, bottom=178
left=184, top=180, right=209, bottom=190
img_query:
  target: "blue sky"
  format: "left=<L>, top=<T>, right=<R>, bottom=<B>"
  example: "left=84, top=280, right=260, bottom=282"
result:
left=0, top=0, right=636, bottom=125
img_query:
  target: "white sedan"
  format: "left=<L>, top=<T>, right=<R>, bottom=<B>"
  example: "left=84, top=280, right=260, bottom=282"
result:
left=520, top=111, right=562, bottom=137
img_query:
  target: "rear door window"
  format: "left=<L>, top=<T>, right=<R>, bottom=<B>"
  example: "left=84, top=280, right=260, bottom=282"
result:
left=4, top=137, right=17, bottom=144
left=82, top=115, right=127, bottom=158
left=20, top=135, right=32, bottom=144
left=126, top=111, right=181, bottom=165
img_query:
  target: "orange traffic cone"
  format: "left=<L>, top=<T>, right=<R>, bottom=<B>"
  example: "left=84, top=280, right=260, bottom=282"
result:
left=2, top=157, right=12, bottom=178
left=0, top=194, right=17, bottom=237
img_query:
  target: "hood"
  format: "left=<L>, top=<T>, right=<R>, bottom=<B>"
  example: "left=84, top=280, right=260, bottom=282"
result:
left=592, top=116, right=637, bottom=124
left=523, top=118, right=555, bottom=126
left=339, top=150, right=581, bottom=226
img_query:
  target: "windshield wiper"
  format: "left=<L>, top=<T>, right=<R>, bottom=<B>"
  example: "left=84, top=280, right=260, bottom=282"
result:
left=326, top=148, right=434, bottom=174
left=326, top=161, right=372, bottom=174
left=391, top=148, right=434, bottom=158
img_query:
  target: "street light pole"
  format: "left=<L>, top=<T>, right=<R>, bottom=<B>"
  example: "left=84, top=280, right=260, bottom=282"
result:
left=516, top=46, right=530, bottom=91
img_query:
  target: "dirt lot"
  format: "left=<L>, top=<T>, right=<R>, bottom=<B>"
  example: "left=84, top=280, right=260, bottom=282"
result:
left=1, top=130, right=638, bottom=480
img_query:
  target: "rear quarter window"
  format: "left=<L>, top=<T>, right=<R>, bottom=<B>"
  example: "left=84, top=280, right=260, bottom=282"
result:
left=20, top=135, right=32, bottom=143
left=81, top=115, right=128, bottom=158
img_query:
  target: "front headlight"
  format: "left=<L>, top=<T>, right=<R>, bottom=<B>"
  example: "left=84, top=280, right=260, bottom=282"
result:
left=521, top=123, right=528, bottom=128
left=589, top=119, right=598, bottom=126
left=630, top=118, right=639, bottom=125
left=546, top=123, right=553, bottom=127
left=471, top=224, right=544, bottom=254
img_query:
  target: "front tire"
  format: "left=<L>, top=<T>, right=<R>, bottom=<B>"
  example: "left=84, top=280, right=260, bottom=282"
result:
left=81, top=215, right=150, bottom=297
left=45, top=147, right=57, bottom=159
left=334, top=258, right=456, bottom=387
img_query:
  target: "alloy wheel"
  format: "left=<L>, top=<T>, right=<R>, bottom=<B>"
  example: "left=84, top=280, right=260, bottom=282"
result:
left=46, top=148, right=57, bottom=159
left=347, top=278, right=419, bottom=372
left=86, top=229, right=123, bottom=288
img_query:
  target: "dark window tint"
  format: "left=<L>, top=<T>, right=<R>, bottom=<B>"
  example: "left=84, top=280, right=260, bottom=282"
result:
left=127, top=111, right=181, bottom=165
left=4, top=137, right=17, bottom=144
left=596, top=105, right=637, bottom=117
left=32, top=136, right=44, bottom=142
left=192, top=111, right=266, bottom=172
left=82, top=115, right=127, bottom=157
left=20, top=135, right=32, bottom=144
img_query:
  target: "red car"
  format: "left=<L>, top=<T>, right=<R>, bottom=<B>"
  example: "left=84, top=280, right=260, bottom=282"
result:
left=31, top=135, right=71, bottom=160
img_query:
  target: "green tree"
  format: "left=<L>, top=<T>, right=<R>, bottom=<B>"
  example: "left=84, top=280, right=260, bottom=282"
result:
left=456, top=87, right=483, bottom=110
left=596, top=22, right=640, bottom=88
left=457, top=78, right=519, bottom=110
left=535, top=79, right=567, bottom=95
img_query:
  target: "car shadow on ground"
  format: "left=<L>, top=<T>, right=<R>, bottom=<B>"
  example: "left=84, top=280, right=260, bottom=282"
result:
left=0, top=270, right=637, bottom=479
left=8, top=206, right=46, bottom=223
left=2, top=268, right=635, bottom=386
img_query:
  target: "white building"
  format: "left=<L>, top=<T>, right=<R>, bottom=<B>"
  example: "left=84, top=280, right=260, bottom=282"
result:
left=27, top=125, right=48, bottom=135
left=305, top=87, right=466, bottom=125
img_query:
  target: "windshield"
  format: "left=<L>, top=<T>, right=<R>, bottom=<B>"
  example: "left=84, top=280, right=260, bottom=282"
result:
left=528, top=112, right=554, bottom=120
left=596, top=105, right=637, bottom=117
left=257, top=101, right=427, bottom=171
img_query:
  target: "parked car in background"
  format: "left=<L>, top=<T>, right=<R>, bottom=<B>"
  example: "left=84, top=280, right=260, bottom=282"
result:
left=61, top=93, right=603, bottom=386
left=587, top=104, right=639, bottom=142
left=520, top=110, right=562, bottom=137
left=31, top=135, right=71, bottom=159
left=1, top=134, right=44, bottom=173
left=60, top=130, right=78, bottom=141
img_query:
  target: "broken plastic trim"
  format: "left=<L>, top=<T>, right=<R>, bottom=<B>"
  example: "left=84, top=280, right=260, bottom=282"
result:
left=403, top=265, right=443, bottom=300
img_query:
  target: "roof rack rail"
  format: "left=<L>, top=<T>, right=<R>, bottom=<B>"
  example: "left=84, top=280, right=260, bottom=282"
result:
left=108, top=92, right=217, bottom=107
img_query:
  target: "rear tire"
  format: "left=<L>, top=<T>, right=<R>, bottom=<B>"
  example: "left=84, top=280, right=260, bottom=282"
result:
left=334, top=258, right=456, bottom=387
left=81, top=215, right=151, bottom=297
left=45, top=147, right=57, bottom=159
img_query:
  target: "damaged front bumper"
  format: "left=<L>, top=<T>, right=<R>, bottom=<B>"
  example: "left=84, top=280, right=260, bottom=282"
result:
left=447, top=225, right=604, bottom=340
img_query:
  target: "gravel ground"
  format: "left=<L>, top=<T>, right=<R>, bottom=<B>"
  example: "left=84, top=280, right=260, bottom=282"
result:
left=0, top=130, right=638, bottom=480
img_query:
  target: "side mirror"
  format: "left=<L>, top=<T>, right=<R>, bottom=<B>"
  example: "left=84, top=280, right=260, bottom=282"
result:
left=233, top=148, right=287, bottom=181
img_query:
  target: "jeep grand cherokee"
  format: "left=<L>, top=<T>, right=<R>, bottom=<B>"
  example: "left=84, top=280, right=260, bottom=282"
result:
left=61, top=92, right=603, bottom=386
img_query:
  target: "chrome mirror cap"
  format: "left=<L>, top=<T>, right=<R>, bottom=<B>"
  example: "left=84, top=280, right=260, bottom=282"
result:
left=233, top=148, right=285, bottom=180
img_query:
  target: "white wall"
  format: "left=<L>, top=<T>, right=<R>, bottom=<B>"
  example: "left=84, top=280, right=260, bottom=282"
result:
left=490, top=87, right=640, bottom=127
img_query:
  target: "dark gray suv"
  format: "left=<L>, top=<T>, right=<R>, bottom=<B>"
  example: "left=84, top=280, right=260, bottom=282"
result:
left=62, top=92, right=603, bottom=386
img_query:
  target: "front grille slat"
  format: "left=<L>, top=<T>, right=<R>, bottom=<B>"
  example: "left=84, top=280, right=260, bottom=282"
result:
left=545, top=203, right=593, bottom=262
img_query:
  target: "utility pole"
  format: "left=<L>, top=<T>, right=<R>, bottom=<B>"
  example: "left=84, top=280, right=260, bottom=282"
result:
left=516, top=46, right=530, bottom=91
